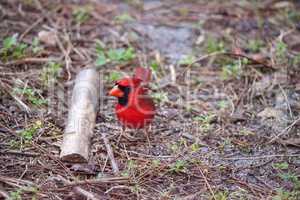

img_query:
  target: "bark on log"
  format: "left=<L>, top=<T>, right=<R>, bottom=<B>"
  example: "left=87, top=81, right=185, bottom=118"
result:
left=60, top=68, right=99, bottom=162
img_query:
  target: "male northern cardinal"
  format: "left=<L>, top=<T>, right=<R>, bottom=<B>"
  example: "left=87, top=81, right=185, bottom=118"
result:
left=109, top=67, right=155, bottom=141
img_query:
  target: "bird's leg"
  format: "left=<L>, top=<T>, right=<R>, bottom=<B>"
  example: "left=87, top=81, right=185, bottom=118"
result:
left=144, top=126, right=151, bottom=150
left=118, top=126, right=138, bottom=143
left=117, top=125, right=126, bottom=143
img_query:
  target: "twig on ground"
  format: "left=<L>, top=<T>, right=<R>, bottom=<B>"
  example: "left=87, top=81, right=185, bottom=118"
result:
left=0, top=189, right=9, bottom=199
left=119, top=149, right=174, bottom=159
left=197, top=165, right=216, bottom=200
left=230, top=177, right=273, bottom=197
left=278, top=84, right=293, bottom=118
left=33, top=0, right=57, bottom=28
left=19, top=17, right=44, bottom=40
left=105, top=185, right=132, bottom=194
left=63, top=176, right=129, bottom=187
left=180, top=51, right=274, bottom=77
left=57, top=175, right=102, bottom=200
left=0, top=82, right=31, bottom=113
left=1, top=57, right=61, bottom=66
left=33, top=143, right=74, bottom=177
left=101, top=131, right=120, bottom=174
left=0, top=150, right=40, bottom=157
left=224, top=153, right=300, bottom=160
left=0, top=175, right=35, bottom=188
left=55, top=32, right=73, bottom=81
left=0, top=122, right=20, bottom=137
left=268, top=117, right=300, bottom=144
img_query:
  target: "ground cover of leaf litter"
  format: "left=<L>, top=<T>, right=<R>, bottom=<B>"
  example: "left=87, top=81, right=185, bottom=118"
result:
left=0, top=0, right=300, bottom=199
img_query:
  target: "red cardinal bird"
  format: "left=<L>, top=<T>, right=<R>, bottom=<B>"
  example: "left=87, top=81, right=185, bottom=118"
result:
left=109, top=67, right=155, bottom=135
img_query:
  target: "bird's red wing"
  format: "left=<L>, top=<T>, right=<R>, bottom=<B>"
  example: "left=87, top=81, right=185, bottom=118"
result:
left=134, top=67, right=152, bottom=83
left=138, top=95, right=156, bottom=115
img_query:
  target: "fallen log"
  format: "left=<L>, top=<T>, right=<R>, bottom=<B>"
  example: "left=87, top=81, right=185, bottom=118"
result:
left=60, top=68, right=99, bottom=162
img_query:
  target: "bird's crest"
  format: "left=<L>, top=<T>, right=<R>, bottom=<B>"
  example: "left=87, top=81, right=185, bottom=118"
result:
left=133, top=67, right=152, bottom=83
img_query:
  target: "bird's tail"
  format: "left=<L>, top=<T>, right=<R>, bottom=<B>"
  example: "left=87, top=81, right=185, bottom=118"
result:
left=134, top=67, right=152, bottom=83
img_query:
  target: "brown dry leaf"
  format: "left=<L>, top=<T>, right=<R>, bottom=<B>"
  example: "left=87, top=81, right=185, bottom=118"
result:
left=70, top=163, right=97, bottom=174
left=251, top=53, right=267, bottom=63
left=257, top=107, right=284, bottom=120
left=291, top=43, right=300, bottom=52
left=38, top=30, right=56, bottom=46
left=279, top=138, right=300, bottom=147
left=273, top=1, right=294, bottom=9
left=233, top=47, right=244, bottom=55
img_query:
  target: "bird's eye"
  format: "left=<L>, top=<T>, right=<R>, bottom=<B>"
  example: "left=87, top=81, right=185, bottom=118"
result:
left=115, top=83, right=126, bottom=89
left=118, top=85, right=130, bottom=94
left=118, top=85, right=126, bottom=90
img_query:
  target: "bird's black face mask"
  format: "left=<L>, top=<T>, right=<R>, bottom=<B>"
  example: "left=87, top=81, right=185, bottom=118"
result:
left=117, top=85, right=131, bottom=106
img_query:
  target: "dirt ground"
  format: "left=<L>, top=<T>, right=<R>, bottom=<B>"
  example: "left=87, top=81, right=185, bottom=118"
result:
left=0, top=0, right=300, bottom=199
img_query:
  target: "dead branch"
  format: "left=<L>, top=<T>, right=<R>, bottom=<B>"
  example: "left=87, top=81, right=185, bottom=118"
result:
left=60, top=68, right=100, bottom=163
left=63, top=176, right=129, bottom=187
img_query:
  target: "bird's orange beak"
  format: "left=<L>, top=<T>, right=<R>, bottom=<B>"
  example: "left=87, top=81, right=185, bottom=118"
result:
left=109, top=85, right=124, bottom=97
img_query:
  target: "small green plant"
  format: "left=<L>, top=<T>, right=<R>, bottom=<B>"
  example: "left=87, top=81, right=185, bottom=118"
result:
left=247, top=39, right=264, bottom=53
left=151, top=92, right=168, bottom=103
left=150, top=60, right=160, bottom=72
left=287, top=10, right=300, bottom=26
left=95, top=40, right=107, bottom=66
left=41, top=62, right=62, bottom=85
left=279, top=172, right=299, bottom=185
left=20, top=120, right=42, bottom=141
left=190, top=143, right=200, bottom=152
left=217, top=100, right=228, bottom=110
left=272, top=188, right=300, bottom=200
left=13, top=87, right=47, bottom=106
left=127, top=160, right=136, bottom=170
left=73, top=6, right=91, bottom=24
left=170, top=160, right=187, bottom=173
left=277, top=171, right=300, bottom=198
left=122, top=160, right=137, bottom=177
left=151, top=159, right=161, bottom=167
left=31, top=37, right=43, bottom=54
left=106, top=71, right=122, bottom=82
left=95, top=51, right=107, bottom=67
left=8, top=187, right=38, bottom=200
left=214, top=191, right=228, bottom=200
left=3, top=34, right=17, bottom=49
left=114, top=13, right=134, bottom=23
left=179, top=55, right=195, bottom=65
left=275, top=41, right=287, bottom=59
left=13, top=43, right=28, bottom=58
left=95, top=46, right=136, bottom=67
left=1, top=34, right=28, bottom=61
left=170, top=143, right=179, bottom=153
left=179, top=137, right=187, bottom=147
left=21, top=127, right=36, bottom=141
left=273, top=162, right=289, bottom=170
left=221, top=60, right=241, bottom=80
left=194, top=113, right=215, bottom=132
left=292, top=54, right=300, bottom=67
left=8, top=189, right=22, bottom=200
left=121, top=171, right=129, bottom=177
left=205, top=36, right=225, bottom=54
left=107, top=47, right=135, bottom=62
